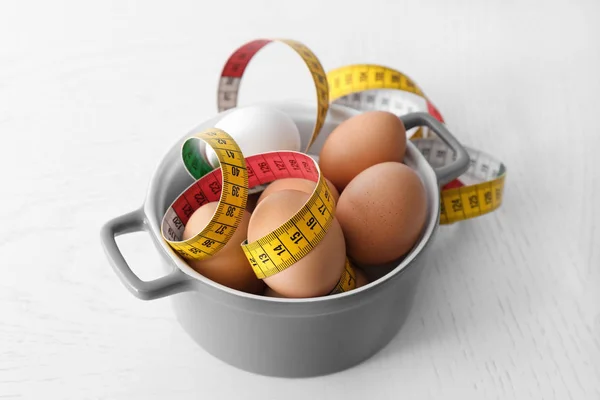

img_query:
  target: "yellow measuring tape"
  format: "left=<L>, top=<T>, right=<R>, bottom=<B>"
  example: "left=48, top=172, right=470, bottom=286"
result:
left=160, top=38, right=507, bottom=295
left=329, top=259, right=357, bottom=295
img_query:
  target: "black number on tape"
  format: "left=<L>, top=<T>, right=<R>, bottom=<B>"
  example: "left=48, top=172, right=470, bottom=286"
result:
left=452, top=199, right=463, bottom=212
left=231, top=166, right=240, bottom=177
left=210, top=181, right=221, bottom=195
left=273, top=244, right=286, bottom=256
left=274, top=160, right=286, bottom=171
left=484, top=191, right=492, bottom=205
left=258, top=162, right=270, bottom=173
left=173, top=216, right=183, bottom=230
left=302, top=161, right=311, bottom=173
left=307, top=217, right=317, bottom=230
left=469, top=195, right=479, bottom=208
left=183, top=203, right=193, bottom=218
left=194, top=192, right=207, bottom=205
left=177, top=249, right=187, bottom=258
left=226, top=206, right=235, bottom=217
left=290, top=231, right=303, bottom=244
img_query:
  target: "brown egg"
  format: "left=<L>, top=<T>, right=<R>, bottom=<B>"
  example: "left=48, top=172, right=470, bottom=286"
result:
left=336, top=162, right=427, bottom=265
left=318, top=111, right=407, bottom=192
left=256, top=177, right=340, bottom=205
left=182, top=202, right=265, bottom=294
left=248, top=190, right=346, bottom=298
left=246, top=193, right=260, bottom=213
left=266, top=264, right=368, bottom=297
left=354, top=266, right=369, bottom=288
left=263, top=286, right=286, bottom=298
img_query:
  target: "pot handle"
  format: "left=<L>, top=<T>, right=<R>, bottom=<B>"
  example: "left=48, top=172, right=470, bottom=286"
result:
left=400, top=112, right=470, bottom=187
left=100, top=207, right=194, bottom=301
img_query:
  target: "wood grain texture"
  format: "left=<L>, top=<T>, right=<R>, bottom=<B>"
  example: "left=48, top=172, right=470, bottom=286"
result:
left=1, top=0, right=598, bottom=399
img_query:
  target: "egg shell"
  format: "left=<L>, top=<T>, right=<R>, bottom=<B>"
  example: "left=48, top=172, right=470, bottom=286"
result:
left=335, top=162, right=427, bottom=266
left=318, top=111, right=407, bottom=192
left=246, top=193, right=260, bottom=213
left=353, top=267, right=369, bottom=289
left=256, top=177, right=340, bottom=206
left=205, top=105, right=301, bottom=168
left=182, top=202, right=265, bottom=294
left=263, top=286, right=285, bottom=298
left=248, top=190, right=347, bottom=298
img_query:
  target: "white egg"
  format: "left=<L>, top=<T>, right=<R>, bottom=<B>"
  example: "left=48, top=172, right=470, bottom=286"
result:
left=205, top=105, right=301, bottom=168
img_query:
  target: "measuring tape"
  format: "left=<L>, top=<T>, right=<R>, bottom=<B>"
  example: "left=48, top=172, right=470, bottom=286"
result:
left=326, top=64, right=507, bottom=224
left=214, top=38, right=356, bottom=289
left=181, top=39, right=330, bottom=181
left=164, top=127, right=353, bottom=289
left=217, top=38, right=329, bottom=153
left=329, top=259, right=357, bottom=295
left=161, top=38, right=506, bottom=295
left=160, top=37, right=354, bottom=293
left=238, top=151, right=335, bottom=279
left=411, top=139, right=505, bottom=224
left=326, top=64, right=443, bottom=140
left=163, top=121, right=356, bottom=292
left=161, top=128, right=249, bottom=260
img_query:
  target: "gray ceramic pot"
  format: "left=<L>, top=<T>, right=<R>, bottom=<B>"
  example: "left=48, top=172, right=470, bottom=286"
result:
left=100, top=100, right=469, bottom=378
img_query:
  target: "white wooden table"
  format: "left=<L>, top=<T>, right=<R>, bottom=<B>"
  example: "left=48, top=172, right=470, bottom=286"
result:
left=1, top=0, right=598, bottom=398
